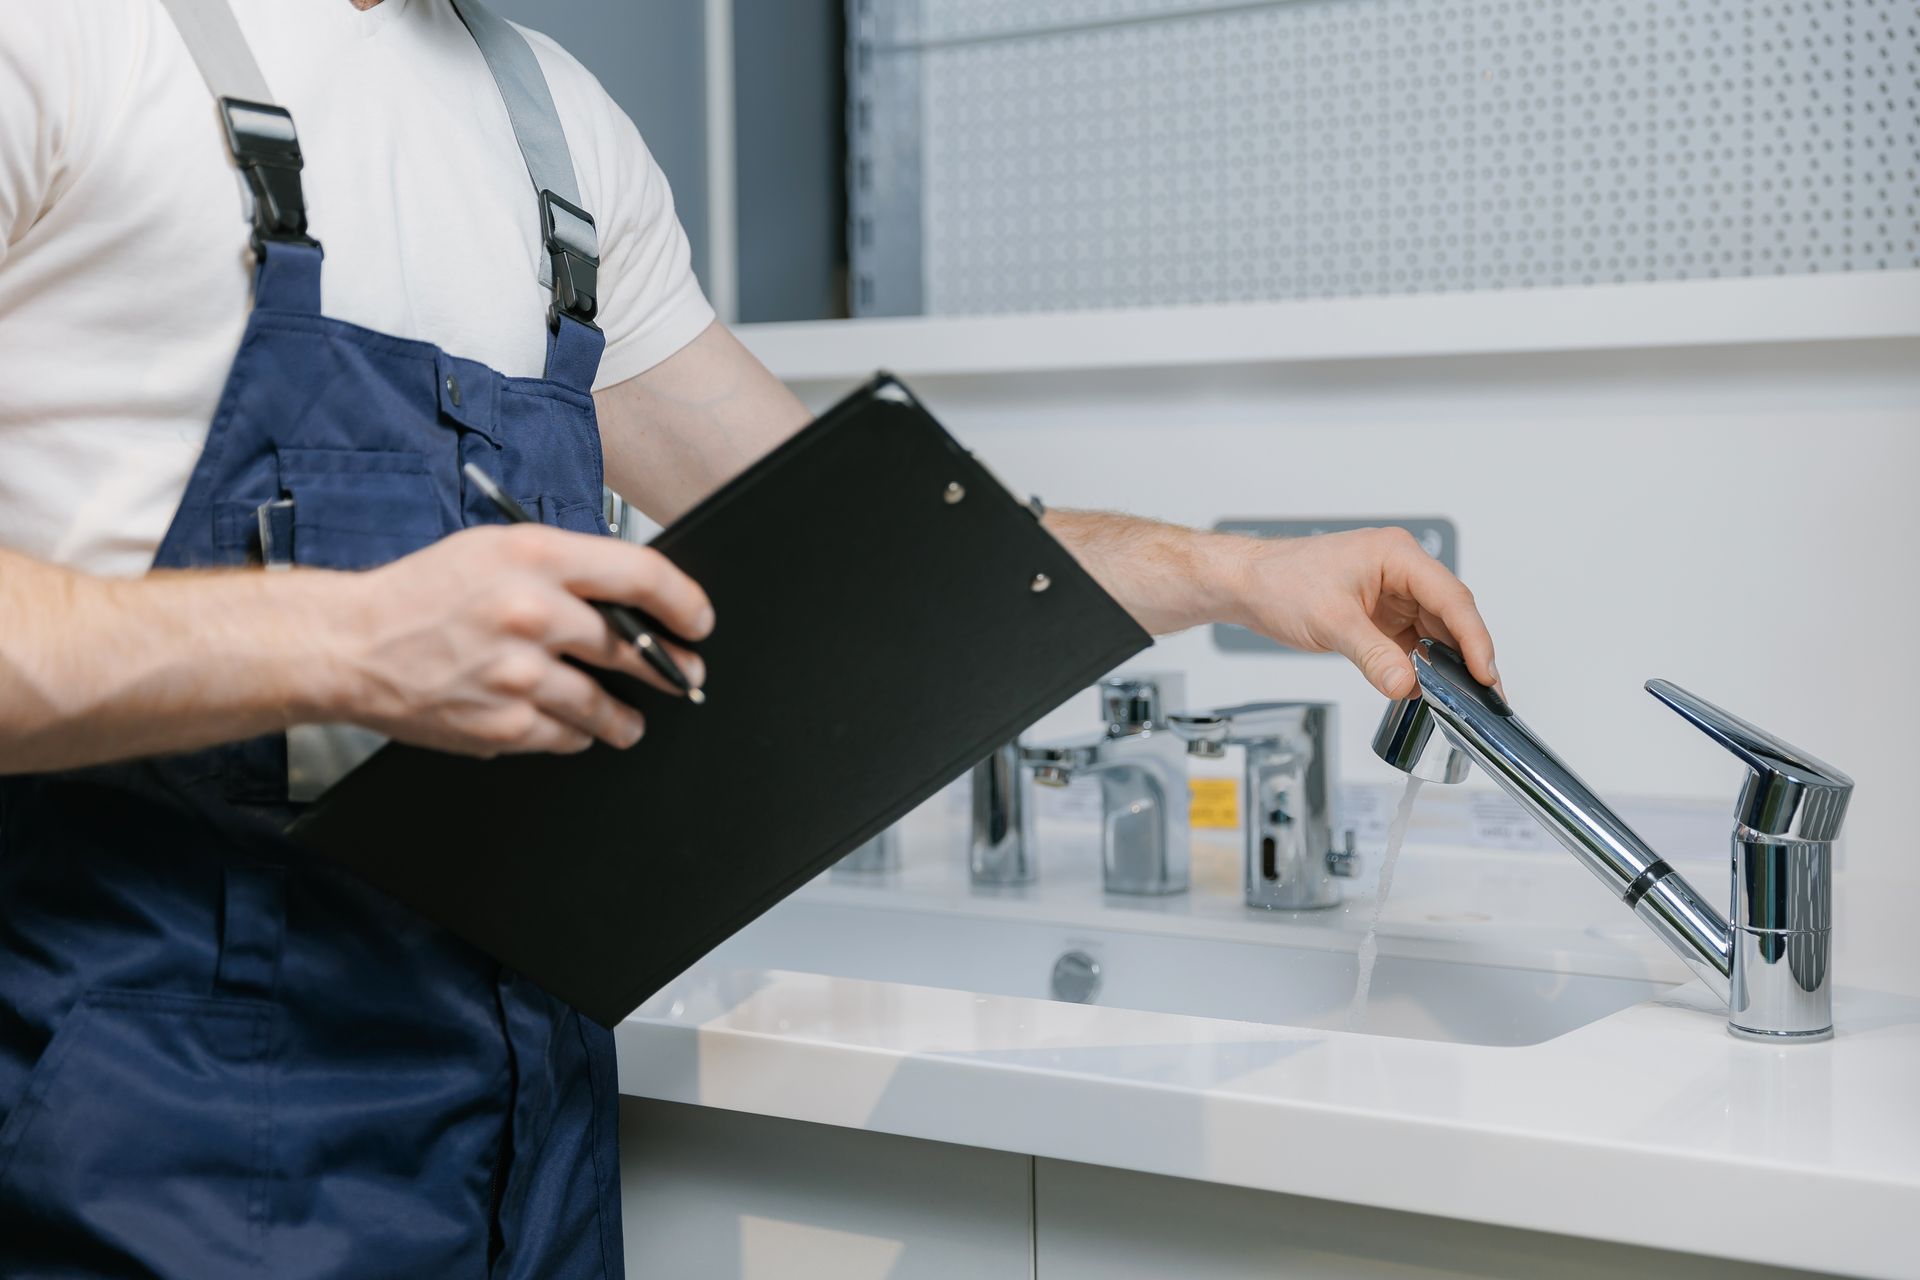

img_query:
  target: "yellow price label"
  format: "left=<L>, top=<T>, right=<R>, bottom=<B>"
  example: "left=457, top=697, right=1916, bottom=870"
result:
left=1188, top=777, right=1239, bottom=830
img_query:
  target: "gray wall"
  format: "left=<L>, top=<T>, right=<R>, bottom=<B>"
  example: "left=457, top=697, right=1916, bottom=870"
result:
left=489, top=0, right=849, bottom=322
left=732, top=0, right=846, bottom=322
left=487, top=0, right=712, bottom=290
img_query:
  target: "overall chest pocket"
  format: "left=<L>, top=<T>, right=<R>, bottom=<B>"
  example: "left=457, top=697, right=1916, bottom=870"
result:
left=276, top=448, right=451, bottom=571
left=534, top=494, right=609, bottom=537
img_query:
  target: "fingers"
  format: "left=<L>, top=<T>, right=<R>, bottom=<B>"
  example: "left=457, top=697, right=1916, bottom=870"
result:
left=469, top=707, right=594, bottom=757
left=529, top=660, right=647, bottom=748
left=514, top=715, right=596, bottom=756
left=1415, top=606, right=1458, bottom=652
left=1327, top=604, right=1421, bottom=700
left=642, top=636, right=706, bottom=693
left=1387, top=534, right=1499, bottom=689
left=522, top=528, right=715, bottom=643
left=544, top=596, right=708, bottom=697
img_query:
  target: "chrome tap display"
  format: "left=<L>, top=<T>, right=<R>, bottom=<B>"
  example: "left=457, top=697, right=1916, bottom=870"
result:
left=1021, top=674, right=1191, bottom=895
left=1374, top=640, right=1851, bottom=1041
left=1170, top=702, right=1349, bottom=910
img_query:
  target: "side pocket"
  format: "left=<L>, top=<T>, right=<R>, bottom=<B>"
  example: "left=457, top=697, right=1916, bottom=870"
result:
left=0, top=991, right=274, bottom=1272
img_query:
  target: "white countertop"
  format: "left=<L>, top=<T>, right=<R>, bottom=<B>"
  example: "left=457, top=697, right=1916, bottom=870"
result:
left=616, top=821, right=1920, bottom=1279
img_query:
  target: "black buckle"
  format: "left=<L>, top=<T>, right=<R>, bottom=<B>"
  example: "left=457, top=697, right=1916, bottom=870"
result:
left=540, top=190, right=600, bottom=330
left=219, top=98, right=317, bottom=254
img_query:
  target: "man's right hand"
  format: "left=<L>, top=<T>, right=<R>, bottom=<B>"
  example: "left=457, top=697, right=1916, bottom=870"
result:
left=327, top=525, right=714, bottom=757
left=0, top=530, right=713, bottom=774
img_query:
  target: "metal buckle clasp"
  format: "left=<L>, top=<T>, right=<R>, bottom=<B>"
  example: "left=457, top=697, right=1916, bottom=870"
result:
left=540, top=189, right=600, bottom=329
left=219, top=98, right=317, bottom=254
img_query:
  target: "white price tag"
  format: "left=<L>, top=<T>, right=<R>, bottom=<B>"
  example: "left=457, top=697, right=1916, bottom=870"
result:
left=1339, top=782, right=1394, bottom=845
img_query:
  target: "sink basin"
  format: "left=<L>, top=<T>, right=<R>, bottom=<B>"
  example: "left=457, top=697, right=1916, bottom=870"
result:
left=704, top=898, right=1675, bottom=1048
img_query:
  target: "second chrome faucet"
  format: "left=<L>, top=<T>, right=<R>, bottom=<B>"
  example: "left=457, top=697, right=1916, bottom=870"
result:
left=1169, top=701, right=1351, bottom=910
left=972, top=675, right=1353, bottom=909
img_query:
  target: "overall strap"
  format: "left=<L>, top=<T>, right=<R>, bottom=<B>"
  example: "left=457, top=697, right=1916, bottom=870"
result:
left=157, top=0, right=322, bottom=313
left=156, top=0, right=271, bottom=101
left=160, top=0, right=600, bottom=384
left=450, top=0, right=604, bottom=389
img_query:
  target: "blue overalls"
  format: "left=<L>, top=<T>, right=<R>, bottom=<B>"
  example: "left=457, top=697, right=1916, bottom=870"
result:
left=0, top=2, right=623, bottom=1275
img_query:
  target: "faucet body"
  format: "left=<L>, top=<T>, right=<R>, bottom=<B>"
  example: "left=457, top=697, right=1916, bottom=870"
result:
left=968, top=740, right=1034, bottom=885
left=1374, top=640, right=1850, bottom=1041
left=1171, top=702, right=1350, bottom=910
left=1021, top=675, right=1190, bottom=895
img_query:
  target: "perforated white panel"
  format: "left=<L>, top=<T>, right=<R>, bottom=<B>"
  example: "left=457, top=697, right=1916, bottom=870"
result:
left=849, top=0, right=1920, bottom=316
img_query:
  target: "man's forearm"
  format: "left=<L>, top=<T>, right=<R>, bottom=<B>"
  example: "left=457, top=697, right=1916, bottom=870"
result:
left=0, top=548, right=356, bottom=773
left=591, top=328, right=1497, bottom=697
left=1043, top=509, right=1252, bottom=635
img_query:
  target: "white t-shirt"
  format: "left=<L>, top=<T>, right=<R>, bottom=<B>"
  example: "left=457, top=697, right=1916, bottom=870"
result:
left=0, top=0, right=714, bottom=578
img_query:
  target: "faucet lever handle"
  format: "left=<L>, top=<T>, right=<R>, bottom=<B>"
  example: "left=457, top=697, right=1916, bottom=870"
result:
left=1645, top=679, right=1853, bottom=840
left=1168, top=702, right=1305, bottom=741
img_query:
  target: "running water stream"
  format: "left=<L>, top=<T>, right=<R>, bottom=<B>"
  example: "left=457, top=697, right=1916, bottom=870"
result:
left=1346, top=775, right=1425, bottom=1031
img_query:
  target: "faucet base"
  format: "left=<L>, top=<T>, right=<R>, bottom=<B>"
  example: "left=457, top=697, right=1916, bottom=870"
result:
left=1246, top=887, right=1343, bottom=911
left=1727, top=1023, right=1833, bottom=1044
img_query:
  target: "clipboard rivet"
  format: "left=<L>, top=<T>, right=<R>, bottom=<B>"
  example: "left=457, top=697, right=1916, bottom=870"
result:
left=944, top=482, right=966, bottom=504
left=1031, top=573, right=1051, bottom=593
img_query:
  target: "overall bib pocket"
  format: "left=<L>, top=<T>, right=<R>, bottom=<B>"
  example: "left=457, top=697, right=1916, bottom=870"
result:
left=277, top=447, right=449, bottom=570
left=538, top=495, right=608, bottom=537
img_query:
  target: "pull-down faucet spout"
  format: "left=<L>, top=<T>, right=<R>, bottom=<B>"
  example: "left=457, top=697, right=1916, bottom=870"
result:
left=1373, top=640, right=1851, bottom=1042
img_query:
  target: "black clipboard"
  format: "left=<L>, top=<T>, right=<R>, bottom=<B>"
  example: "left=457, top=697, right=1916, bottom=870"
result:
left=289, top=375, right=1151, bottom=1026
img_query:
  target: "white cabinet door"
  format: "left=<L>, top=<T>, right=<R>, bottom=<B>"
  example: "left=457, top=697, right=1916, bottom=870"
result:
left=1034, top=1159, right=1827, bottom=1280
left=620, top=1099, right=1033, bottom=1280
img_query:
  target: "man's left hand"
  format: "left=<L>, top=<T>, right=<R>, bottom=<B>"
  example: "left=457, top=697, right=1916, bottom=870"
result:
left=1044, top=511, right=1499, bottom=701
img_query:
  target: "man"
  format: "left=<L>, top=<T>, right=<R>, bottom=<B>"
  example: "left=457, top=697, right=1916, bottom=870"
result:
left=0, top=1, right=1499, bottom=1276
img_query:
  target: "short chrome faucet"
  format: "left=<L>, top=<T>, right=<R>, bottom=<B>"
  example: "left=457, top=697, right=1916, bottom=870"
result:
left=1170, top=702, right=1351, bottom=910
left=1374, top=640, right=1851, bottom=1041
left=969, top=740, right=1034, bottom=886
left=1021, top=675, right=1190, bottom=895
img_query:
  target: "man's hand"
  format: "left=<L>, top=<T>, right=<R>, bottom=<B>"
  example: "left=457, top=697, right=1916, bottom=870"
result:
left=330, top=525, right=713, bottom=757
left=1221, top=526, right=1498, bottom=699
left=0, top=529, right=713, bottom=774
left=1043, top=512, right=1498, bottom=700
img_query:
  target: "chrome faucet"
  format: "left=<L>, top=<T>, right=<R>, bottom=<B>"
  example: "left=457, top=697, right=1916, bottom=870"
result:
left=1374, top=640, right=1851, bottom=1042
left=1020, top=675, right=1190, bottom=895
left=969, top=740, right=1034, bottom=886
left=1170, top=702, right=1352, bottom=910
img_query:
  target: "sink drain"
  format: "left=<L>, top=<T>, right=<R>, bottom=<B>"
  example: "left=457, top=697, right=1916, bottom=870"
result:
left=1050, top=950, right=1102, bottom=1004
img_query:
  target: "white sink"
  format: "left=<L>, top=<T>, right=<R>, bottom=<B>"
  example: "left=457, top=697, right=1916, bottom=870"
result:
left=706, top=897, right=1674, bottom=1048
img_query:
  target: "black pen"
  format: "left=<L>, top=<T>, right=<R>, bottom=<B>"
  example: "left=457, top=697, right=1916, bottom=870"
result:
left=462, top=462, right=705, bottom=706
